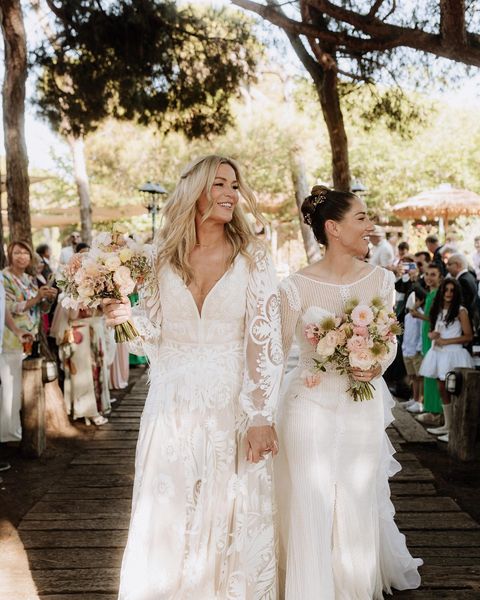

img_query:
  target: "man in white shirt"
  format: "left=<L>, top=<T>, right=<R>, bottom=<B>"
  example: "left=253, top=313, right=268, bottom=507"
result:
left=369, top=225, right=395, bottom=268
left=58, top=231, right=81, bottom=265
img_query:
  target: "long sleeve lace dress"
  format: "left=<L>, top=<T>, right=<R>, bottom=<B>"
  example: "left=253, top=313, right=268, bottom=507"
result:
left=118, top=247, right=283, bottom=600
left=276, top=266, right=422, bottom=600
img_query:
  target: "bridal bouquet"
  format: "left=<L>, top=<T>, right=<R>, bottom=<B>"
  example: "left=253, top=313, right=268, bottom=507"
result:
left=304, top=297, right=401, bottom=401
left=57, top=224, right=153, bottom=343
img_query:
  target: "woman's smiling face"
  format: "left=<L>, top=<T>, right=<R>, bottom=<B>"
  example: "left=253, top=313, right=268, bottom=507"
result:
left=196, top=163, right=239, bottom=225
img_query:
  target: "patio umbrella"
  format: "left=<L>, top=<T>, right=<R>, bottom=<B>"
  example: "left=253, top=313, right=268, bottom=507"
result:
left=392, top=184, right=480, bottom=234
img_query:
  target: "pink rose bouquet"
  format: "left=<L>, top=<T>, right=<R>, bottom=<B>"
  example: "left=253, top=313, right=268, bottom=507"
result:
left=304, top=297, right=401, bottom=401
left=57, top=224, right=153, bottom=343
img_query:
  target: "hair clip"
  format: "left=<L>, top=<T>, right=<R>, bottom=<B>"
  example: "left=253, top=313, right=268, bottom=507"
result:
left=304, top=190, right=328, bottom=225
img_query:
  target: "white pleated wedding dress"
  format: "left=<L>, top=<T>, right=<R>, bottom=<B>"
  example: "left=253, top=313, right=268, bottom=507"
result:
left=276, top=266, right=422, bottom=600
left=118, top=248, right=283, bottom=600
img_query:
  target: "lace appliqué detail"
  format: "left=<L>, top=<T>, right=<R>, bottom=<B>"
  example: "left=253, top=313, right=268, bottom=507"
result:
left=339, top=284, right=351, bottom=308
left=280, top=277, right=301, bottom=312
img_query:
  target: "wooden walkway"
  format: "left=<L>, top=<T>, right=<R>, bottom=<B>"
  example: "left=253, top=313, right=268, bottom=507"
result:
left=6, top=373, right=480, bottom=599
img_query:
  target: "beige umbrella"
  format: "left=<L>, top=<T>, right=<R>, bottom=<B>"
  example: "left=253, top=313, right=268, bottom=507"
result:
left=392, top=184, right=480, bottom=234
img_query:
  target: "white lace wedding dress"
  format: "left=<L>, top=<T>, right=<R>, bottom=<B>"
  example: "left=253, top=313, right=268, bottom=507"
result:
left=276, top=267, right=422, bottom=600
left=118, top=248, right=283, bottom=600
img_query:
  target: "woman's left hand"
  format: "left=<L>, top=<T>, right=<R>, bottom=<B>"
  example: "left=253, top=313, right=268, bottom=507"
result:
left=434, top=337, right=447, bottom=347
left=350, top=364, right=381, bottom=382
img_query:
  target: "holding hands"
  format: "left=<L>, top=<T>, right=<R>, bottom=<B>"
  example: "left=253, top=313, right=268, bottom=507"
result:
left=350, top=364, right=382, bottom=383
left=246, top=425, right=279, bottom=463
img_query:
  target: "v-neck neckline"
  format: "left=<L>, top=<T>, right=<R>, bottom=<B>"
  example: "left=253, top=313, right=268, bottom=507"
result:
left=171, top=258, right=236, bottom=319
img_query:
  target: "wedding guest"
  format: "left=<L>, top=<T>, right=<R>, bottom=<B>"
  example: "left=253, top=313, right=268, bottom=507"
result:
left=472, top=236, right=480, bottom=282
left=420, top=278, right=474, bottom=442
left=399, top=290, right=425, bottom=411
left=446, top=253, right=479, bottom=324
left=410, top=263, right=444, bottom=424
left=426, top=234, right=446, bottom=276
left=1, top=241, right=56, bottom=441
left=59, top=231, right=81, bottom=265
left=369, top=225, right=395, bottom=268
left=35, top=243, right=53, bottom=280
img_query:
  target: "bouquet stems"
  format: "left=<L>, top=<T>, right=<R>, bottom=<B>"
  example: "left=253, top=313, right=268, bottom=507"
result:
left=347, top=377, right=376, bottom=402
left=114, top=319, right=140, bottom=343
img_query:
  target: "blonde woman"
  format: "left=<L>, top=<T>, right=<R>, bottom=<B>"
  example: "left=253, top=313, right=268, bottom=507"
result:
left=104, top=155, right=283, bottom=599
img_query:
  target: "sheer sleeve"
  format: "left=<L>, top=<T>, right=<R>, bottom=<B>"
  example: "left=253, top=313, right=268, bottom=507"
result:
left=379, top=269, right=397, bottom=375
left=127, top=274, right=162, bottom=362
left=240, top=248, right=283, bottom=428
left=279, top=276, right=301, bottom=359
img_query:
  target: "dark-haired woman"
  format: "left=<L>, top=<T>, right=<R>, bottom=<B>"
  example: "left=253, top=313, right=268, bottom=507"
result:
left=277, top=186, right=422, bottom=599
left=419, top=278, right=474, bottom=442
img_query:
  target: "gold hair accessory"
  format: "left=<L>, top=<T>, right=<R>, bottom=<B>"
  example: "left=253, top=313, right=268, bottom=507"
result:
left=304, top=189, right=328, bottom=225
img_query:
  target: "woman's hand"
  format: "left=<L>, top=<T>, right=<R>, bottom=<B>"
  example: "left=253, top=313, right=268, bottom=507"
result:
left=14, top=328, right=33, bottom=343
left=35, top=285, right=57, bottom=303
left=434, top=337, right=447, bottom=347
left=350, top=364, right=381, bottom=382
left=102, top=297, right=132, bottom=327
left=428, top=331, right=440, bottom=341
left=246, top=425, right=279, bottom=463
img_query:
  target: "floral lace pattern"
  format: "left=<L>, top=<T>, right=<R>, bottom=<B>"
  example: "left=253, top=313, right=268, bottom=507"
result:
left=119, top=249, right=282, bottom=600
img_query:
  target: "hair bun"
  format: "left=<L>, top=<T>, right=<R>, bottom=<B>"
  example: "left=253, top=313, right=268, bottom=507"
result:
left=301, top=185, right=330, bottom=225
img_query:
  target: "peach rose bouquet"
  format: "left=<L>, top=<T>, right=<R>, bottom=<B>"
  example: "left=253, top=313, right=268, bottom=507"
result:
left=304, top=297, right=401, bottom=401
left=57, top=224, right=153, bottom=342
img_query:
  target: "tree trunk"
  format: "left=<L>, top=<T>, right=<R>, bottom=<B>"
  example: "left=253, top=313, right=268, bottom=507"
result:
left=0, top=0, right=31, bottom=246
left=290, top=145, right=322, bottom=263
left=315, top=68, right=351, bottom=191
left=67, top=133, right=92, bottom=245
left=0, top=172, right=7, bottom=268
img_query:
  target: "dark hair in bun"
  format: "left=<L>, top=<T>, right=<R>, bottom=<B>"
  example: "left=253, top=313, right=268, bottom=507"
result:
left=301, top=185, right=357, bottom=247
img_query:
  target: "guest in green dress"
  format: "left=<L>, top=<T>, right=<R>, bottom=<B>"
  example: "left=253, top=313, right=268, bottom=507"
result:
left=412, top=263, right=443, bottom=417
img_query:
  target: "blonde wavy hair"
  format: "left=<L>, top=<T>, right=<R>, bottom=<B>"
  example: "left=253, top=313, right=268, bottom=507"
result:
left=155, top=155, right=264, bottom=284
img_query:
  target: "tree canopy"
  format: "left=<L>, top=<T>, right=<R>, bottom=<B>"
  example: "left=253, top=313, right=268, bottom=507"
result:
left=34, top=0, right=260, bottom=138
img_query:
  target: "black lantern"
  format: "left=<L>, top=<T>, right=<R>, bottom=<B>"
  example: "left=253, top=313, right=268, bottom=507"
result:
left=139, top=181, right=167, bottom=239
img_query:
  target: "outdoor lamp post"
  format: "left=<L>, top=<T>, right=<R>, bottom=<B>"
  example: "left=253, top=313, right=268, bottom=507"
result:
left=351, top=180, right=367, bottom=195
left=138, top=181, right=167, bottom=239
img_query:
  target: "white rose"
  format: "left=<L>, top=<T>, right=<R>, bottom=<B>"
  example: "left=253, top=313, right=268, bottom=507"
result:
left=104, top=254, right=122, bottom=271
left=119, top=248, right=133, bottom=263
left=316, top=336, right=336, bottom=358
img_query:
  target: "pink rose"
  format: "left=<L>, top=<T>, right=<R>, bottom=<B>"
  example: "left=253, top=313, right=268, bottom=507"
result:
left=346, top=334, right=372, bottom=352
left=305, top=323, right=319, bottom=346
left=349, top=349, right=375, bottom=370
left=113, top=266, right=135, bottom=296
left=353, top=325, right=368, bottom=337
left=351, top=304, right=374, bottom=327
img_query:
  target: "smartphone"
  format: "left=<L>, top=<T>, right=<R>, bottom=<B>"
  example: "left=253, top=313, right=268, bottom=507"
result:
left=403, top=262, right=417, bottom=272
left=46, top=272, right=56, bottom=287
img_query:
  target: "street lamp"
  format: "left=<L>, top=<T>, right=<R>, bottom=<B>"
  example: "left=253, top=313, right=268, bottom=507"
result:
left=138, top=181, right=167, bottom=239
left=351, top=180, right=367, bottom=195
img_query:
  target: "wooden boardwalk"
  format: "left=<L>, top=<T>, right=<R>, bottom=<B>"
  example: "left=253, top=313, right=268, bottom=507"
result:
left=5, top=373, right=480, bottom=599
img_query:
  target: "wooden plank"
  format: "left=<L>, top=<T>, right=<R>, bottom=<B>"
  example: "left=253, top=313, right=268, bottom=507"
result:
left=28, top=547, right=124, bottom=569
left=395, top=512, right=480, bottom=530
left=405, top=530, right=480, bottom=547
left=57, top=474, right=134, bottom=487
left=392, top=405, right=437, bottom=443
left=28, top=568, right=120, bottom=594
left=44, top=487, right=132, bottom=500
left=23, top=512, right=129, bottom=522
left=40, top=595, right=117, bottom=600
left=86, top=441, right=138, bottom=449
left=394, top=497, right=461, bottom=512
left=19, top=517, right=129, bottom=530
left=91, top=431, right=139, bottom=440
left=392, top=592, right=480, bottom=599
left=26, top=499, right=131, bottom=515
left=411, top=547, right=480, bottom=558
left=418, top=564, right=480, bottom=589
left=19, top=530, right=128, bottom=548
left=391, top=483, right=436, bottom=496
left=392, top=467, right=435, bottom=482
left=66, top=465, right=133, bottom=476
left=71, top=455, right=135, bottom=465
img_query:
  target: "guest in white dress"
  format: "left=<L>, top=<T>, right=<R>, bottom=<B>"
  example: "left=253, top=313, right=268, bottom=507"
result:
left=104, top=155, right=283, bottom=600
left=420, top=278, right=474, bottom=442
left=277, top=185, right=422, bottom=599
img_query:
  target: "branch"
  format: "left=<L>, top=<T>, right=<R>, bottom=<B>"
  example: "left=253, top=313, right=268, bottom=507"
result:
left=234, top=0, right=480, bottom=67
left=367, top=0, right=386, bottom=19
